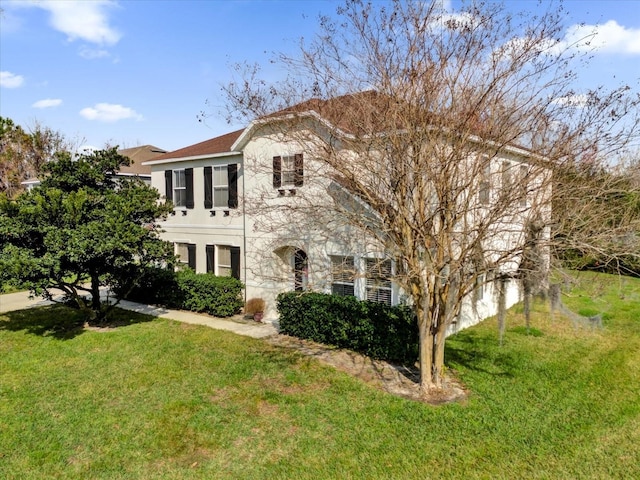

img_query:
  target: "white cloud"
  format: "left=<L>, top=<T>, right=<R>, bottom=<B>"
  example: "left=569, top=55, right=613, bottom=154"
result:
left=80, top=103, right=143, bottom=122
left=0, top=71, right=25, bottom=88
left=23, top=0, right=121, bottom=46
left=78, top=46, right=111, bottom=60
left=563, top=20, right=640, bottom=55
left=32, top=98, right=63, bottom=108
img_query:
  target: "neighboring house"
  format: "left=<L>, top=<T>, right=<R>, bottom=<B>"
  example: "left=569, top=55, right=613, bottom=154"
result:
left=20, top=145, right=165, bottom=190
left=145, top=92, right=549, bottom=332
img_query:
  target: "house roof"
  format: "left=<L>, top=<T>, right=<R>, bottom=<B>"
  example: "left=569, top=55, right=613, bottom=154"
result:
left=118, top=145, right=167, bottom=175
left=146, top=129, right=245, bottom=162
left=145, top=91, right=536, bottom=165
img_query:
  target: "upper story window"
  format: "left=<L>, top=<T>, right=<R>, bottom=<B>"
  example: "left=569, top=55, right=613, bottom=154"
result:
left=164, top=168, right=194, bottom=209
left=173, top=169, right=186, bottom=207
left=213, top=166, right=229, bottom=207
left=273, top=154, right=303, bottom=188
left=204, top=164, right=238, bottom=209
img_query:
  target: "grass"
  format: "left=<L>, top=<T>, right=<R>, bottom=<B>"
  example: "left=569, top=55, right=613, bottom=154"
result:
left=1, top=271, right=639, bottom=479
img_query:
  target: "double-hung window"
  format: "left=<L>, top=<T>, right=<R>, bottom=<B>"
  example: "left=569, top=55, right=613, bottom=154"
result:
left=204, top=165, right=238, bottom=209
left=273, top=154, right=303, bottom=188
left=176, top=242, right=196, bottom=270
left=365, top=258, right=392, bottom=306
left=164, top=168, right=193, bottom=209
left=173, top=169, right=186, bottom=207
left=331, top=256, right=355, bottom=297
left=213, top=166, right=229, bottom=208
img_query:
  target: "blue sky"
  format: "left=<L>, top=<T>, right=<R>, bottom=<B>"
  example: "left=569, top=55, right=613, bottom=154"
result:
left=1, top=0, right=639, bottom=152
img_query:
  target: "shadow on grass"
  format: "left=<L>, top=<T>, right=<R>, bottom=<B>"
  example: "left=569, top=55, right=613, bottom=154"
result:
left=0, top=304, right=156, bottom=340
left=445, top=331, right=519, bottom=378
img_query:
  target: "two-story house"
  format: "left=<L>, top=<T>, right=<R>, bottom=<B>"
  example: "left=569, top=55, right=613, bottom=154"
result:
left=144, top=92, right=549, bottom=331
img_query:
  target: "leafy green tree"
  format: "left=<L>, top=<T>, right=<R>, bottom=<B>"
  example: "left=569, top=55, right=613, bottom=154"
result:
left=0, top=148, right=174, bottom=322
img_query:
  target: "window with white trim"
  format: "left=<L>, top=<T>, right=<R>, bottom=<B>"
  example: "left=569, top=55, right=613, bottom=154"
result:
left=218, top=246, right=232, bottom=277
left=331, top=256, right=355, bottom=297
left=173, top=169, right=186, bottom=207
left=365, top=258, right=392, bottom=306
left=281, top=155, right=296, bottom=186
left=213, top=166, right=229, bottom=208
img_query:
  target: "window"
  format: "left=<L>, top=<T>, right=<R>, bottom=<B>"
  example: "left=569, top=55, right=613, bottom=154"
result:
left=176, top=243, right=196, bottom=270
left=165, top=168, right=193, bottom=208
left=365, top=258, right=392, bottom=306
left=331, top=256, right=355, bottom=296
left=204, top=165, right=238, bottom=209
left=218, top=246, right=232, bottom=277
left=501, top=161, right=512, bottom=193
left=173, top=170, right=186, bottom=207
left=213, top=166, right=228, bottom=207
left=216, top=245, right=241, bottom=279
left=273, top=154, right=303, bottom=188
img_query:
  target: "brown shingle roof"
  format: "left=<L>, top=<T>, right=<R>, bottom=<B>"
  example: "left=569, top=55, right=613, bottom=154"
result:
left=118, top=145, right=166, bottom=175
left=148, top=129, right=245, bottom=162
left=266, top=90, right=399, bottom=136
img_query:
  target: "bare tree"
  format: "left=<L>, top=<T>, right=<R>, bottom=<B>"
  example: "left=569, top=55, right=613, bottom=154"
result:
left=0, top=117, right=69, bottom=198
left=222, top=0, right=639, bottom=395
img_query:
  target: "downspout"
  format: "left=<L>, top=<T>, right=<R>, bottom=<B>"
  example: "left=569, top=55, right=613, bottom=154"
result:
left=241, top=158, right=248, bottom=307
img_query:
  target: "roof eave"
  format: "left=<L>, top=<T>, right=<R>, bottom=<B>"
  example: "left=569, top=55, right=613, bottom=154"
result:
left=142, top=150, right=241, bottom=166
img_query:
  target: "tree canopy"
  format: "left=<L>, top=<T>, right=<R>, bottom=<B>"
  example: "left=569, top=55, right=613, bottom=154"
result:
left=0, top=147, right=174, bottom=322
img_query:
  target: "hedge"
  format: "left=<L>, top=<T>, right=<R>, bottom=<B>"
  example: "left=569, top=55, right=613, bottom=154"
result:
left=117, top=267, right=244, bottom=317
left=277, top=292, right=418, bottom=363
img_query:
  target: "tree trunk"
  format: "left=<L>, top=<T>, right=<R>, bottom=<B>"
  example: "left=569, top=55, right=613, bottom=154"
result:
left=417, top=304, right=447, bottom=395
left=417, top=309, right=436, bottom=395
left=90, top=273, right=103, bottom=323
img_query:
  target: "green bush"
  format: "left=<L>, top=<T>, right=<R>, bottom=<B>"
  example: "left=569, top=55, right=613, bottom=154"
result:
left=174, top=269, right=243, bottom=317
left=277, top=292, right=418, bottom=363
left=118, top=267, right=243, bottom=317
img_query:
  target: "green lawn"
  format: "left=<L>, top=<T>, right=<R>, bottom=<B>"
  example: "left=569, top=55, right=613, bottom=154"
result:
left=1, top=272, right=639, bottom=479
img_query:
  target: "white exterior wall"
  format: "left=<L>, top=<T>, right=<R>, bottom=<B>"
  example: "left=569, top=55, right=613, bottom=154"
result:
left=148, top=126, right=549, bottom=332
left=149, top=154, right=246, bottom=282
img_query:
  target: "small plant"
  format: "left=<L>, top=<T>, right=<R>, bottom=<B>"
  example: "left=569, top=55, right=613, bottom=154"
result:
left=245, top=297, right=266, bottom=322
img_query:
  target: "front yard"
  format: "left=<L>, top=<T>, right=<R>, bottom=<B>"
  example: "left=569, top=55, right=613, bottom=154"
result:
left=1, top=272, right=639, bottom=479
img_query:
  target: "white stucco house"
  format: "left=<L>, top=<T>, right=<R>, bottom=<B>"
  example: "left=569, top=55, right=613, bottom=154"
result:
left=144, top=92, right=550, bottom=333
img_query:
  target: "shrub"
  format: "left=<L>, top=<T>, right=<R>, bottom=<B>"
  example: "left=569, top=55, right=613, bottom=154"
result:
left=245, top=298, right=266, bottom=314
left=277, top=292, right=418, bottom=363
left=175, top=269, right=243, bottom=317
left=117, top=267, right=244, bottom=317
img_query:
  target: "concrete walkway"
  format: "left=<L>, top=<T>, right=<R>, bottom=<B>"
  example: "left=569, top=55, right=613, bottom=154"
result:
left=0, top=290, right=278, bottom=339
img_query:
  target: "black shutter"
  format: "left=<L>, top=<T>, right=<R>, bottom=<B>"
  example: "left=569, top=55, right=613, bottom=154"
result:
left=230, top=246, right=241, bottom=280
left=185, top=168, right=194, bottom=209
left=187, top=243, right=196, bottom=270
left=273, top=156, right=282, bottom=188
left=164, top=170, right=173, bottom=202
left=206, top=245, right=215, bottom=273
left=294, top=153, right=303, bottom=187
left=228, top=164, right=238, bottom=209
left=204, top=166, right=213, bottom=209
